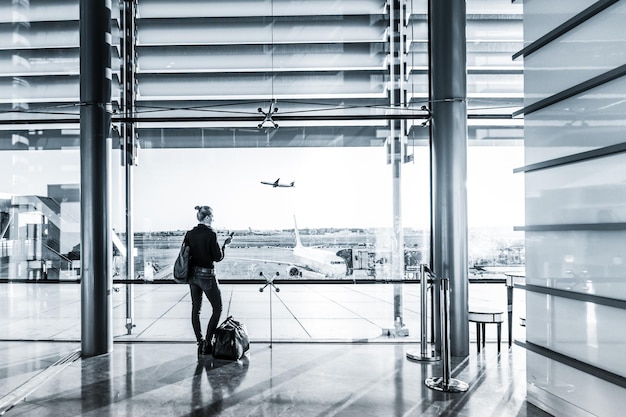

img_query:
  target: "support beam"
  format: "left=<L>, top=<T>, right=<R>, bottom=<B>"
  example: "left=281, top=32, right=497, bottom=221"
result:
left=389, top=0, right=407, bottom=334
left=429, top=0, right=469, bottom=357
left=122, top=0, right=138, bottom=336
left=80, top=0, right=113, bottom=357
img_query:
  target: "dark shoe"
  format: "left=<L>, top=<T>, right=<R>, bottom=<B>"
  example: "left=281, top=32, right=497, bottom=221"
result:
left=201, top=339, right=212, bottom=356
left=197, top=339, right=205, bottom=356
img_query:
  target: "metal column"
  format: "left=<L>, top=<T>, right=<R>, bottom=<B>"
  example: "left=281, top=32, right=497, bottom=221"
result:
left=122, top=0, right=138, bottom=335
left=80, top=0, right=113, bottom=357
left=429, top=0, right=469, bottom=357
left=389, top=0, right=405, bottom=327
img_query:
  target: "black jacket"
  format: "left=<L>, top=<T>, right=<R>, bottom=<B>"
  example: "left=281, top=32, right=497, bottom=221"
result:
left=185, top=224, right=224, bottom=269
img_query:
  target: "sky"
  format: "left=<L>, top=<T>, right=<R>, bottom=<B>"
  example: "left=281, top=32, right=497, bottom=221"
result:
left=0, top=145, right=524, bottom=233
left=125, top=145, right=524, bottom=232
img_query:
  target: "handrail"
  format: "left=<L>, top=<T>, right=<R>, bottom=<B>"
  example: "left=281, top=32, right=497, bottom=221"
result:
left=518, top=340, right=626, bottom=390
left=0, top=276, right=509, bottom=285
left=517, top=283, right=626, bottom=311
left=513, top=63, right=626, bottom=117
left=514, top=223, right=626, bottom=232
left=41, top=242, right=73, bottom=264
left=0, top=212, right=13, bottom=239
left=513, top=142, right=626, bottom=174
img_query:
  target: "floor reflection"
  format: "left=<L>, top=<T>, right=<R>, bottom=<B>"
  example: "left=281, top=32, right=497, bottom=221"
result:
left=192, top=355, right=250, bottom=414
left=0, top=342, right=552, bottom=417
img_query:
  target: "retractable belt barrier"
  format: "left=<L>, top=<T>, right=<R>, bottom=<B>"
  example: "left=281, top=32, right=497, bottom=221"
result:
left=425, top=277, right=469, bottom=393
left=406, top=264, right=440, bottom=362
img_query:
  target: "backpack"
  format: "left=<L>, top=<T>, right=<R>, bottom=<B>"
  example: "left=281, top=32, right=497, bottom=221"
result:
left=172, top=233, right=190, bottom=283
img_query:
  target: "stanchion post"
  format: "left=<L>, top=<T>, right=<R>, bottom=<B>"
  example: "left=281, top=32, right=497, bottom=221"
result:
left=506, top=274, right=514, bottom=348
left=425, top=277, right=469, bottom=392
left=406, top=264, right=440, bottom=362
left=259, top=272, right=280, bottom=348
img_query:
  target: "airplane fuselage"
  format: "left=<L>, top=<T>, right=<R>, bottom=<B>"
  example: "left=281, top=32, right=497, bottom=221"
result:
left=292, top=245, right=347, bottom=277
left=287, top=216, right=348, bottom=277
left=261, top=178, right=295, bottom=188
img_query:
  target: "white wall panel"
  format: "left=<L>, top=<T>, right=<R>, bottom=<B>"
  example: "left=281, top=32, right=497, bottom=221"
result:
left=523, top=0, right=597, bottom=45
left=527, top=351, right=626, bottom=417
left=525, top=231, right=626, bottom=300
left=524, top=1, right=626, bottom=107
left=525, top=153, right=626, bottom=225
left=523, top=0, right=626, bottom=414
left=527, top=292, right=626, bottom=375
left=524, top=76, right=626, bottom=165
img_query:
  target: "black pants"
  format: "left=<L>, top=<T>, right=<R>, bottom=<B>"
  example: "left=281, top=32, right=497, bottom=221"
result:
left=189, top=270, right=222, bottom=344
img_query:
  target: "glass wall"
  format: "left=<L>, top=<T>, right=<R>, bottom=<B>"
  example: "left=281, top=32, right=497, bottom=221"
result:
left=0, top=0, right=524, bottom=343
left=521, top=0, right=626, bottom=415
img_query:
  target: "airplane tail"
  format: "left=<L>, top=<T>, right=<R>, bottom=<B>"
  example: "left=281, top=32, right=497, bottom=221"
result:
left=293, top=215, right=303, bottom=247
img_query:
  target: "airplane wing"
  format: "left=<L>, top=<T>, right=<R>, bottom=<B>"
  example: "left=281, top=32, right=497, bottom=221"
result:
left=229, top=256, right=312, bottom=270
left=229, top=256, right=292, bottom=266
left=260, top=178, right=281, bottom=187
left=228, top=256, right=325, bottom=276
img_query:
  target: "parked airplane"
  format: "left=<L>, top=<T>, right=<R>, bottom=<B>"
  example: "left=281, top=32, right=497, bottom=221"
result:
left=233, top=217, right=351, bottom=278
left=261, top=178, right=295, bottom=188
left=247, top=227, right=278, bottom=236
left=469, top=263, right=525, bottom=278
left=289, top=217, right=350, bottom=278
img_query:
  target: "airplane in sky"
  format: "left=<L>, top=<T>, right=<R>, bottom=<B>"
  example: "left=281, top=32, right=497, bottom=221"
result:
left=261, top=178, right=295, bottom=188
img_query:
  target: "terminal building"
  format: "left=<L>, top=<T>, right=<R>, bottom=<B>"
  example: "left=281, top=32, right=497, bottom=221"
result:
left=0, top=1, right=624, bottom=416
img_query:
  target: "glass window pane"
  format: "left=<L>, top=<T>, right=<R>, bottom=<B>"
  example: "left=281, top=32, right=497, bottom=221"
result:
left=524, top=76, right=626, bottom=164
left=0, top=147, right=81, bottom=282
left=138, top=44, right=385, bottom=73
left=524, top=1, right=626, bottom=106
left=526, top=153, right=626, bottom=225
left=0, top=1, right=78, bottom=23
left=138, top=17, right=386, bottom=46
left=0, top=0, right=525, bottom=344
left=527, top=293, right=626, bottom=376
left=523, top=0, right=597, bottom=45
left=525, top=230, right=626, bottom=300
left=138, top=0, right=385, bottom=18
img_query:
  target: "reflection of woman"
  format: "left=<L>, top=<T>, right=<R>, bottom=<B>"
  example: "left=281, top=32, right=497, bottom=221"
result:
left=185, top=205, right=232, bottom=356
left=191, top=356, right=250, bottom=411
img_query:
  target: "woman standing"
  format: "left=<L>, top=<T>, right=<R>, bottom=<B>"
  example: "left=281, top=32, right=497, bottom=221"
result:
left=185, top=205, right=232, bottom=355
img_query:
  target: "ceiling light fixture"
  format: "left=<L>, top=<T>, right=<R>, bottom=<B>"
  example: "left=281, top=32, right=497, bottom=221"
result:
left=257, top=99, right=279, bottom=128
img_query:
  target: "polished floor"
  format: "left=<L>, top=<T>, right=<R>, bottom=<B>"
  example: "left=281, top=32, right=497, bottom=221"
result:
left=0, top=281, right=534, bottom=415
left=0, top=281, right=522, bottom=344
left=0, top=341, right=551, bottom=417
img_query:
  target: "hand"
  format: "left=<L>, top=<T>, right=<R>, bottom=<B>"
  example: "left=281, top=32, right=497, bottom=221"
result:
left=224, top=232, right=234, bottom=246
